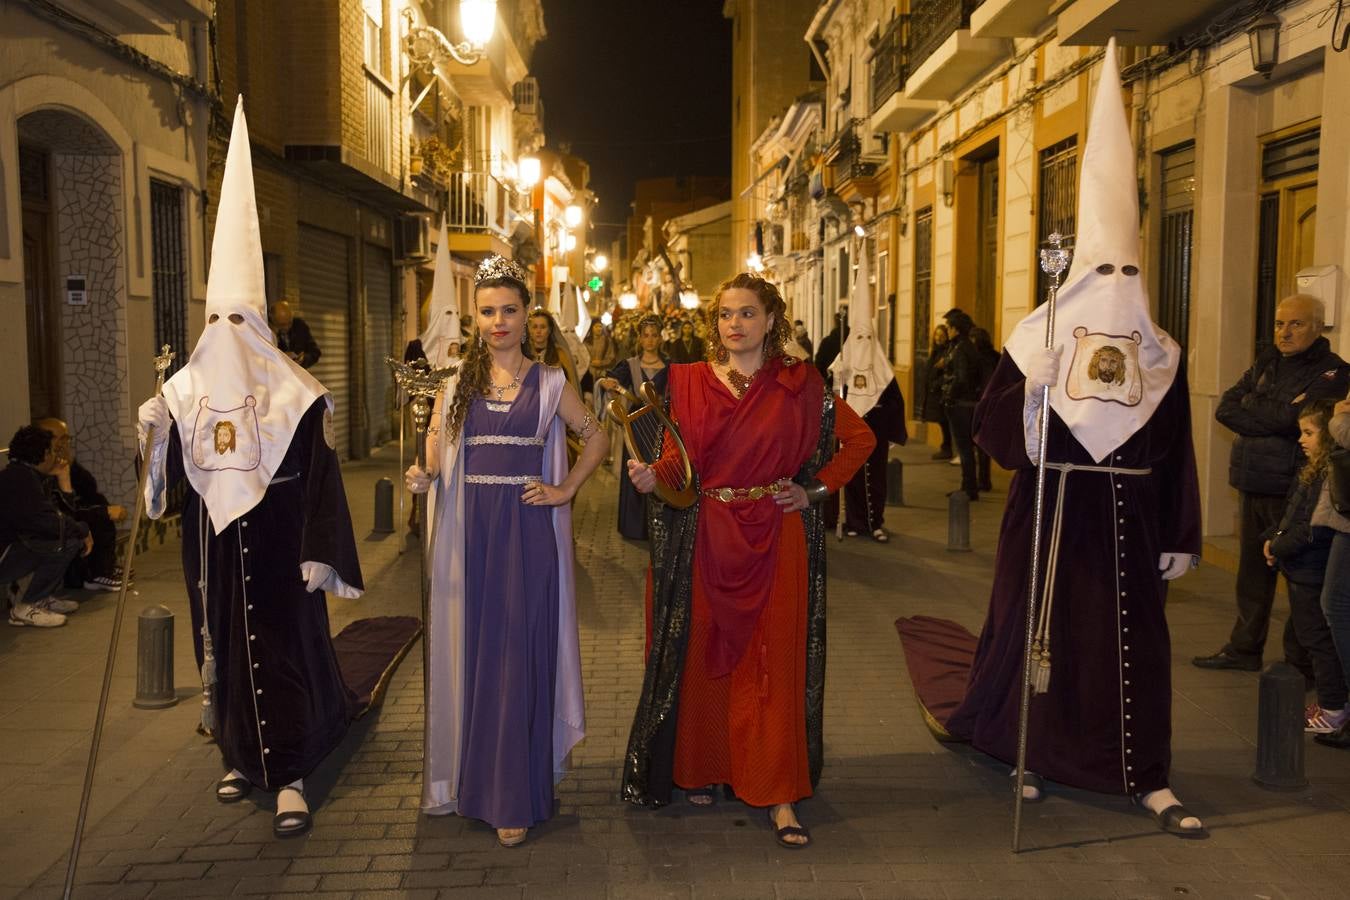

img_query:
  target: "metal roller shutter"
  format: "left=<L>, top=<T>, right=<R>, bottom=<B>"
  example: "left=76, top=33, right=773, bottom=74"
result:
left=299, top=225, right=351, bottom=460
left=363, top=244, right=395, bottom=450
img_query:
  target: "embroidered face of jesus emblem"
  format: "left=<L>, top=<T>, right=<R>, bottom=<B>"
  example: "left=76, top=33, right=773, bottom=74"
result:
left=214, top=420, right=237, bottom=455
left=853, top=374, right=868, bottom=390
left=191, top=396, right=263, bottom=472
left=1065, top=326, right=1144, bottom=406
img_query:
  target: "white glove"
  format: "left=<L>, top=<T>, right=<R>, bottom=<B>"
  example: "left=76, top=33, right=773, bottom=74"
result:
left=302, top=561, right=334, bottom=593
left=137, top=396, right=171, bottom=451
left=1159, top=552, right=1195, bottom=581
left=1024, top=346, right=1062, bottom=394
left=405, top=465, right=432, bottom=495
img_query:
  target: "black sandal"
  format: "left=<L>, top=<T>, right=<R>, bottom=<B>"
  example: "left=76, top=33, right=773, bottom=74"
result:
left=1132, top=795, right=1206, bottom=838
left=767, top=807, right=811, bottom=849
left=215, top=775, right=251, bottom=804
left=272, top=787, right=312, bottom=839
left=685, top=786, right=717, bottom=807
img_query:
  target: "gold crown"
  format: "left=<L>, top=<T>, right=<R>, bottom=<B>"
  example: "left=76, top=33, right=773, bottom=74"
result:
left=475, top=254, right=529, bottom=288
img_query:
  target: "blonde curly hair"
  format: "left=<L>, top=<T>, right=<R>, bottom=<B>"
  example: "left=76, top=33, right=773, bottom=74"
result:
left=704, top=272, right=791, bottom=363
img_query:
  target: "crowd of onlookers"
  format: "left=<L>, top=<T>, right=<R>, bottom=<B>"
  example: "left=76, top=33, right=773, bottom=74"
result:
left=0, top=419, right=126, bottom=628
left=1191, top=293, right=1350, bottom=749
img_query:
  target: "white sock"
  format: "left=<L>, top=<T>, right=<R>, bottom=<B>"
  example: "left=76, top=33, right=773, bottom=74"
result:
left=1141, top=788, right=1202, bottom=830
left=276, top=779, right=307, bottom=822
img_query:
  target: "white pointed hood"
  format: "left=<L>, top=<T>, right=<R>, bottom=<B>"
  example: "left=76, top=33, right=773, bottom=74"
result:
left=832, top=247, right=894, bottom=416
left=1004, top=39, right=1180, bottom=462
left=571, top=282, right=592, bottom=341
left=161, top=97, right=329, bottom=533
left=420, top=217, right=461, bottom=367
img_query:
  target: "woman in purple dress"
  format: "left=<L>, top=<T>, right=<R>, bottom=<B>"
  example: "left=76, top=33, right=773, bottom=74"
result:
left=407, top=256, right=607, bottom=847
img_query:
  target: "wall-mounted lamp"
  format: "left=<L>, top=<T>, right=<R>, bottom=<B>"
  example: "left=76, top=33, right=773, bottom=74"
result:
left=564, top=204, right=583, bottom=229
left=1248, top=13, right=1280, bottom=79
left=592, top=253, right=609, bottom=273
left=940, top=158, right=955, bottom=207
left=853, top=223, right=866, bottom=238
left=518, top=155, right=541, bottom=190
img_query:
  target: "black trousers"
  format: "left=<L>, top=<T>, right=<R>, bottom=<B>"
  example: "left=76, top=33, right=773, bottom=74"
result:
left=946, top=402, right=978, bottom=497
left=1288, top=577, right=1348, bottom=710
left=0, top=537, right=84, bottom=606
left=1227, top=491, right=1309, bottom=670
left=66, top=507, right=117, bottom=582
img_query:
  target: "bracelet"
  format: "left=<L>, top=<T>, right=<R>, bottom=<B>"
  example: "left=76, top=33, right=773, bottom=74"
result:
left=801, top=479, right=829, bottom=506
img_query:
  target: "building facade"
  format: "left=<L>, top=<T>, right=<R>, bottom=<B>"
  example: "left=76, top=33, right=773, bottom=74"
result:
left=0, top=0, right=214, bottom=504
left=762, top=0, right=1350, bottom=542
left=1, top=0, right=555, bottom=503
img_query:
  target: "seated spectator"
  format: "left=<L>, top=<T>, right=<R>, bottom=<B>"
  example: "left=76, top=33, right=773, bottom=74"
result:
left=0, top=425, right=92, bottom=627
left=36, top=418, right=125, bottom=592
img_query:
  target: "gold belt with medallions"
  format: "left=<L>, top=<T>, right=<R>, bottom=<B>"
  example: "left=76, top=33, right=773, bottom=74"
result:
left=701, top=479, right=792, bottom=503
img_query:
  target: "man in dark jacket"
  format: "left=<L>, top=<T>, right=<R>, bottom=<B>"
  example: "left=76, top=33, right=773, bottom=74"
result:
left=1195, top=294, right=1350, bottom=671
left=0, top=425, right=92, bottom=627
left=271, top=300, right=322, bottom=369
left=942, top=308, right=985, bottom=500
left=814, top=305, right=848, bottom=387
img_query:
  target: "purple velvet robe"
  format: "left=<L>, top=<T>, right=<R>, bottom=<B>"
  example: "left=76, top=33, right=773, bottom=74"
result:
left=944, top=352, right=1201, bottom=795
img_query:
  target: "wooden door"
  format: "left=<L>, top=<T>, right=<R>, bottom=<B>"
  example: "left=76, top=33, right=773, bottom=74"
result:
left=23, top=208, right=60, bottom=420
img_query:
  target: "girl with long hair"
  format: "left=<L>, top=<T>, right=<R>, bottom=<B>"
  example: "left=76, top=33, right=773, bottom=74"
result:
left=621, top=273, right=874, bottom=847
left=407, top=256, right=608, bottom=848
left=1263, top=397, right=1349, bottom=734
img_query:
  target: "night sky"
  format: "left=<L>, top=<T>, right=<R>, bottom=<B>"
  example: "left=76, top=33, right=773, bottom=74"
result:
left=529, top=0, right=732, bottom=244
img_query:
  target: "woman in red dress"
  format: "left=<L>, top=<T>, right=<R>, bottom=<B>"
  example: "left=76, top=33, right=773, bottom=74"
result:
left=621, top=273, right=874, bottom=847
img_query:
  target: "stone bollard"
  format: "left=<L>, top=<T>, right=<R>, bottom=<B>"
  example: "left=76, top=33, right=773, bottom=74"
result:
left=373, top=477, right=395, bottom=534
left=1252, top=661, right=1307, bottom=790
left=886, top=458, right=904, bottom=506
left=946, top=492, right=971, bottom=552
left=132, top=605, right=177, bottom=709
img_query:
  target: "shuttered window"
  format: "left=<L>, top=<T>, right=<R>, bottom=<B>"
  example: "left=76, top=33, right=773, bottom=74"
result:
left=1157, top=142, right=1195, bottom=349
left=1036, top=137, right=1077, bottom=304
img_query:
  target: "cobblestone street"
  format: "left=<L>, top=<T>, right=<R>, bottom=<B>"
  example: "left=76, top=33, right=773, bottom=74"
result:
left=2, top=443, right=1349, bottom=899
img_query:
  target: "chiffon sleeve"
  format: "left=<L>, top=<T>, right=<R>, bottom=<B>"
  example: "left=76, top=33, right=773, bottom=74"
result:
left=814, top=396, right=876, bottom=493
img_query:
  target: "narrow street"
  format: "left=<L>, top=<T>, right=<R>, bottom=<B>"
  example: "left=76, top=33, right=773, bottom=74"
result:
left=2, top=445, right=1348, bottom=899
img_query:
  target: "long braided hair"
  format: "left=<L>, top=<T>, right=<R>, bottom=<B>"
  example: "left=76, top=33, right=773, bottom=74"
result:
left=704, top=272, right=792, bottom=363
left=444, top=276, right=532, bottom=441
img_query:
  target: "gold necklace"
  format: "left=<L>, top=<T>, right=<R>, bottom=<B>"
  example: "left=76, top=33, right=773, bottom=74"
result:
left=725, top=364, right=759, bottom=398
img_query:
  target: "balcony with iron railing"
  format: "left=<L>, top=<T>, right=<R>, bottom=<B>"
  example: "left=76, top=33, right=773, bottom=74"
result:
left=825, top=119, right=881, bottom=197
left=901, top=0, right=1007, bottom=101
left=869, top=14, right=942, bottom=134
left=441, top=170, right=521, bottom=259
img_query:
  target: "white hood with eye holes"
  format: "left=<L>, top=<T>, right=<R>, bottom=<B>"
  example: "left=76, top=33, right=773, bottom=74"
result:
left=1004, top=38, right=1179, bottom=463
left=419, top=216, right=462, bottom=368
left=161, top=97, right=329, bottom=533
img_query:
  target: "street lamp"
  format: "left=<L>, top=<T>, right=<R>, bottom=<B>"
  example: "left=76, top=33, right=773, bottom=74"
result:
left=592, top=253, right=609, bottom=273
left=746, top=252, right=764, bottom=273
left=618, top=290, right=639, bottom=310
left=403, top=0, right=497, bottom=83
left=564, top=233, right=578, bottom=252
left=1248, top=13, right=1280, bottom=79
left=460, top=0, right=497, bottom=48
left=518, top=155, right=541, bottom=190
left=564, top=204, right=583, bottom=229
left=679, top=290, right=700, bottom=310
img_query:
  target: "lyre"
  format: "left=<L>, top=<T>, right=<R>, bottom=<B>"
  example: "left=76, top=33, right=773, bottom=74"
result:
left=607, top=381, right=697, bottom=509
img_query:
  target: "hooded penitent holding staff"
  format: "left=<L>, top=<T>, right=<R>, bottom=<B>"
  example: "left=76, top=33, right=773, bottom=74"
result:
left=137, top=99, right=409, bottom=839
left=831, top=248, right=907, bottom=541
left=896, top=40, right=1205, bottom=837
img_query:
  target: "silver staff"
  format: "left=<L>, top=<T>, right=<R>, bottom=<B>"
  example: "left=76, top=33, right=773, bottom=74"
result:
left=387, top=357, right=454, bottom=743
left=64, top=345, right=175, bottom=899
left=1012, top=235, right=1071, bottom=853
